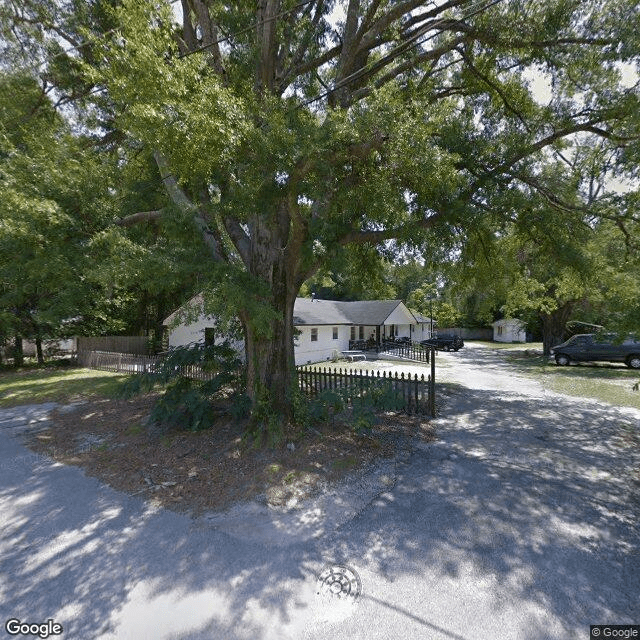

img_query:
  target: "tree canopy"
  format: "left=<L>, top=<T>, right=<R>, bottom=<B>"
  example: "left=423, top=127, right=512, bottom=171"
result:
left=2, top=0, right=638, bottom=427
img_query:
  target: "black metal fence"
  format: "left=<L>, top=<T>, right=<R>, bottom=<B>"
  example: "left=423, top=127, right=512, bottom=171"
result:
left=297, top=365, right=435, bottom=416
left=348, top=339, right=430, bottom=363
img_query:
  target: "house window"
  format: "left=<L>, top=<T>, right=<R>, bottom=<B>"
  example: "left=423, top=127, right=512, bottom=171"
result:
left=350, top=326, right=356, bottom=340
left=332, top=327, right=338, bottom=340
left=311, top=328, right=318, bottom=342
left=204, top=327, right=215, bottom=346
left=359, top=326, right=364, bottom=340
left=497, top=326, right=503, bottom=336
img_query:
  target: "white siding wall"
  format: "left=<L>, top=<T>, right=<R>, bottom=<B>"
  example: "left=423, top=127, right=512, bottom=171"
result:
left=382, top=304, right=419, bottom=340
left=167, top=316, right=214, bottom=348
left=295, top=325, right=349, bottom=365
left=493, top=320, right=526, bottom=342
left=410, top=323, right=433, bottom=342
left=385, top=305, right=416, bottom=326
left=167, top=316, right=244, bottom=356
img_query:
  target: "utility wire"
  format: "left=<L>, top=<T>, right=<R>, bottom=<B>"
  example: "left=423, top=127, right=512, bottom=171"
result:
left=296, top=0, right=505, bottom=110
left=15, top=0, right=312, bottom=74
left=7, top=0, right=504, bottom=126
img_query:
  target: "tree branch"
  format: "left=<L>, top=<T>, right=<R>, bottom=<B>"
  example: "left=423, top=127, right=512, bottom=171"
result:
left=153, top=151, right=195, bottom=210
left=464, top=117, right=613, bottom=198
left=115, top=210, right=164, bottom=227
left=350, top=37, right=465, bottom=102
left=456, top=45, right=531, bottom=131
left=338, top=210, right=445, bottom=246
left=222, top=216, right=251, bottom=264
left=152, top=151, right=225, bottom=262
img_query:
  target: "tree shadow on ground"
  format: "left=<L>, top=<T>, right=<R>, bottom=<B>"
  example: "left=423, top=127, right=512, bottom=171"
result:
left=1, top=390, right=638, bottom=639
left=326, top=386, right=640, bottom=638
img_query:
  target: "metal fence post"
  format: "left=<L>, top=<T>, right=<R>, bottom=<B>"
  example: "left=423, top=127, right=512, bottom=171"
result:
left=430, top=347, right=436, bottom=416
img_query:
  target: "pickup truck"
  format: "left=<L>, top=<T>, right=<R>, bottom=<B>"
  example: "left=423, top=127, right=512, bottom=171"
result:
left=420, top=334, right=464, bottom=352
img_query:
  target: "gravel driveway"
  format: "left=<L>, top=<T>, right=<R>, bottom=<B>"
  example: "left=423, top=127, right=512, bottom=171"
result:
left=1, top=344, right=638, bottom=639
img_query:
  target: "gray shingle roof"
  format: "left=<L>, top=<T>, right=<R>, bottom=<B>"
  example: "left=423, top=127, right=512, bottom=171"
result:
left=293, top=298, right=409, bottom=326
left=409, top=308, right=435, bottom=325
left=164, top=295, right=417, bottom=327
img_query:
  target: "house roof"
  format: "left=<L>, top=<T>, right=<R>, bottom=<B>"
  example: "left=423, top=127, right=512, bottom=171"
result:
left=491, top=318, right=524, bottom=327
left=293, top=298, right=412, bottom=326
left=292, top=298, right=352, bottom=325
left=163, top=293, right=204, bottom=326
left=408, top=308, right=435, bottom=325
left=164, top=296, right=418, bottom=327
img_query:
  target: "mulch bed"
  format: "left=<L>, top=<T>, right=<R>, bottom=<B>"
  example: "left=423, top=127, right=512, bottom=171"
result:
left=27, top=394, right=436, bottom=515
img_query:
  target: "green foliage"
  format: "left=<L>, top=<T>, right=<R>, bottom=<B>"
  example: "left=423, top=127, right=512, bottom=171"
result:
left=244, top=386, right=286, bottom=448
left=0, top=71, right=120, bottom=344
left=295, top=376, right=409, bottom=436
left=2, top=0, right=639, bottom=423
left=119, top=342, right=245, bottom=432
left=407, top=286, right=463, bottom=328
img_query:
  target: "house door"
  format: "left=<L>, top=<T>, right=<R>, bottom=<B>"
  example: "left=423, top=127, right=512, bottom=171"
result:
left=376, top=326, right=381, bottom=345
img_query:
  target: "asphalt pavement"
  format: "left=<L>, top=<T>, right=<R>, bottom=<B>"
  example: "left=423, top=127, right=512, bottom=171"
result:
left=1, top=344, right=639, bottom=639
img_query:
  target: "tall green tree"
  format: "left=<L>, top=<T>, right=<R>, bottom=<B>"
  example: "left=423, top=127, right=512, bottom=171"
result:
left=3, top=0, right=638, bottom=426
left=0, top=71, right=117, bottom=362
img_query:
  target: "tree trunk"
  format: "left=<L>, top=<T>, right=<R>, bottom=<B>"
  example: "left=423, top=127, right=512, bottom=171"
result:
left=35, top=335, right=44, bottom=365
left=152, top=291, right=167, bottom=354
left=241, top=201, right=306, bottom=432
left=541, top=303, right=574, bottom=356
left=242, top=289, right=298, bottom=426
left=13, top=335, right=24, bottom=368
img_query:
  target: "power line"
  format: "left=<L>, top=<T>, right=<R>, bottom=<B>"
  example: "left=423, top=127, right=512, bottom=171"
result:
left=6, top=0, right=505, bottom=126
left=296, top=0, right=506, bottom=110
left=16, top=0, right=311, bottom=74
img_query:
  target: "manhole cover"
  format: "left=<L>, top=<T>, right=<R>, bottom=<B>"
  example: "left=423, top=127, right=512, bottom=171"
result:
left=316, top=564, right=362, bottom=602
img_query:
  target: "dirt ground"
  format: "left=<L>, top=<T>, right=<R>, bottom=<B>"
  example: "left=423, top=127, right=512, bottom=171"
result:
left=26, top=394, right=436, bottom=515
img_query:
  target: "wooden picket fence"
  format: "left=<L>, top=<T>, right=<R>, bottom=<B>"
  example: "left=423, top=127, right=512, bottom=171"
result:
left=297, top=365, right=435, bottom=416
left=77, top=350, right=160, bottom=373
left=79, top=351, right=436, bottom=415
left=77, top=350, right=216, bottom=381
left=376, top=340, right=430, bottom=363
left=77, top=336, right=150, bottom=355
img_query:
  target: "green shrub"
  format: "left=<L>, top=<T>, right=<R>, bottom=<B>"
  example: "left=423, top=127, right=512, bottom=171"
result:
left=118, top=342, right=245, bottom=432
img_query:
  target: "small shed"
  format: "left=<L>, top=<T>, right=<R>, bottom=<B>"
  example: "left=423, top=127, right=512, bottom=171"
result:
left=492, top=318, right=526, bottom=343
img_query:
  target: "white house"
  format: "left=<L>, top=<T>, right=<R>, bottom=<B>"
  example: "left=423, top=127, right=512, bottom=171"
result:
left=492, top=318, right=527, bottom=343
left=408, top=309, right=436, bottom=343
left=163, top=296, right=434, bottom=365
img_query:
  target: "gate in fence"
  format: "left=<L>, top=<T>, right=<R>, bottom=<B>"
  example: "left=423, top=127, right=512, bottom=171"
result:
left=297, top=363, right=436, bottom=416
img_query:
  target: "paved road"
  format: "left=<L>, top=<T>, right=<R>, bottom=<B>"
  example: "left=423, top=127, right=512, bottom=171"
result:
left=1, top=344, right=639, bottom=639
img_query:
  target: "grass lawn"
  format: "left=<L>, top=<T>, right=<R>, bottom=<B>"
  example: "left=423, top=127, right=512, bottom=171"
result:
left=502, top=350, right=640, bottom=410
left=471, top=340, right=544, bottom=351
left=0, top=367, right=131, bottom=408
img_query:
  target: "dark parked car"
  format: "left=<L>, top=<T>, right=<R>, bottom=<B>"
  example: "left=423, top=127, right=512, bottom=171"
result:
left=420, top=334, right=464, bottom=351
left=551, top=333, right=640, bottom=369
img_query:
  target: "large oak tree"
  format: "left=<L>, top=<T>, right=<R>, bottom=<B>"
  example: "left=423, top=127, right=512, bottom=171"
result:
left=3, top=0, right=638, bottom=427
